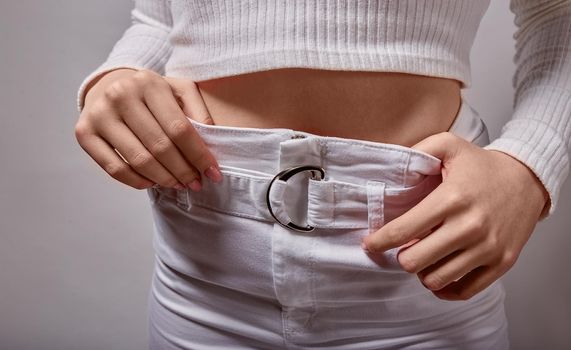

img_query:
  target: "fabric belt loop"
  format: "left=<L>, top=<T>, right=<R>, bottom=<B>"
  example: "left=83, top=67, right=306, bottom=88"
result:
left=147, top=187, right=160, bottom=205
left=176, top=189, right=190, bottom=211
left=306, top=179, right=335, bottom=228
left=366, top=180, right=386, bottom=234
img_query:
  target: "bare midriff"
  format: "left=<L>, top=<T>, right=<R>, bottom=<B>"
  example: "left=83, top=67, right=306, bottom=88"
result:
left=195, top=68, right=462, bottom=147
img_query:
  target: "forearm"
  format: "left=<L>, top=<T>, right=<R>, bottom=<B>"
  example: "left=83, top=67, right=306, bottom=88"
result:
left=77, top=0, right=173, bottom=112
left=483, top=0, right=571, bottom=220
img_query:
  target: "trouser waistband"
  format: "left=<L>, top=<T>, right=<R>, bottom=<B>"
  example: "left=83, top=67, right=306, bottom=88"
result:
left=150, top=97, right=489, bottom=233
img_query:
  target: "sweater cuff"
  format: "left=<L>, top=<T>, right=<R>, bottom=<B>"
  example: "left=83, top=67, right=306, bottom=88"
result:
left=76, top=24, right=173, bottom=112
left=483, top=118, right=569, bottom=221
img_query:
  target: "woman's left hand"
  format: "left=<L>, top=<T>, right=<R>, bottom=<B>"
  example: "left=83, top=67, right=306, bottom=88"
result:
left=361, top=131, right=549, bottom=301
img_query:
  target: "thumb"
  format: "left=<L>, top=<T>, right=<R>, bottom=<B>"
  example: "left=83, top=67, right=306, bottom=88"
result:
left=410, top=132, right=461, bottom=163
left=164, top=76, right=214, bottom=125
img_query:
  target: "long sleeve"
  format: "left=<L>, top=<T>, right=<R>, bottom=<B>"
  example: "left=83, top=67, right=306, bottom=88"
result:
left=483, top=0, right=571, bottom=220
left=76, top=0, right=173, bottom=112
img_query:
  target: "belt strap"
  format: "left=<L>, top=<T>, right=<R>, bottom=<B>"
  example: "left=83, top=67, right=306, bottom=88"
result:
left=152, top=166, right=442, bottom=233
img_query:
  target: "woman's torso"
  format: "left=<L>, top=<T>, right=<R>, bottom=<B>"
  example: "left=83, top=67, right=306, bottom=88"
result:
left=195, top=68, right=462, bottom=147
left=163, top=0, right=489, bottom=145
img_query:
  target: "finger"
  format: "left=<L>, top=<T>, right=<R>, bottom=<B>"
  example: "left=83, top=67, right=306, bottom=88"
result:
left=77, top=133, right=155, bottom=189
left=432, top=265, right=501, bottom=301
left=119, top=99, right=203, bottom=190
left=164, top=76, right=214, bottom=125
left=416, top=248, right=486, bottom=292
left=143, top=82, right=222, bottom=182
left=411, top=132, right=462, bottom=163
left=363, top=183, right=458, bottom=253
left=96, top=120, right=185, bottom=188
left=397, top=219, right=480, bottom=273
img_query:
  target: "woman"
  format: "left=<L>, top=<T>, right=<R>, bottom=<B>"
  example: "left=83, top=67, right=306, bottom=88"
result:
left=74, top=1, right=569, bottom=349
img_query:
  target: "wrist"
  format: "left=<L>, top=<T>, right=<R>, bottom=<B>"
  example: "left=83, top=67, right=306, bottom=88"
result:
left=486, top=149, right=550, bottom=220
left=83, top=68, right=140, bottom=108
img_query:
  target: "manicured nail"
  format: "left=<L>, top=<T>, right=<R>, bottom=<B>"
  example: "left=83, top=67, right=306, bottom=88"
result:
left=173, top=183, right=185, bottom=190
left=188, top=179, right=202, bottom=192
left=204, top=165, right=223, bottom=183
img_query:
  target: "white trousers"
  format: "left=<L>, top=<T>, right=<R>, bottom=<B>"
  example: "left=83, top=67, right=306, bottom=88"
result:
left=145, top=98, right=509, bottom=349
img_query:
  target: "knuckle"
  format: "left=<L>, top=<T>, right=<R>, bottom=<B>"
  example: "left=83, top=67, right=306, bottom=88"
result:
left=423, top=273, right=446, bottom=291
left=463, top=214, right=486, bottom=235
left=83, top=100, right=111, bottom=122
left=104, top=162, right=129, bottom=179
left=500, top=250, right=518, bottom=269
left=133, top=69, right=154, bottom=80
left=168, top=119, right=193, bottom=139
left=96, top=98, right=114, bottom=112
left=133, top=69, right=161, bottom=86
left=484, top=235, right=500, bottom=254
left=446, top=189, right=468, bottom=208
left=188, top=150, right=211, bottom=168
left=149, top=137, right=173, bottom=156
left=74, top=122, right=91, bottom=141
left=130, top=151, right=154, bottom=169
left=104, top=80, right=133, bottom=103
left=397, top=253, right=418, bottom=273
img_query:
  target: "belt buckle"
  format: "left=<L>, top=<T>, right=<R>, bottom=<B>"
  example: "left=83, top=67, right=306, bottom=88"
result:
left=265, top=165, right=325, bottom=232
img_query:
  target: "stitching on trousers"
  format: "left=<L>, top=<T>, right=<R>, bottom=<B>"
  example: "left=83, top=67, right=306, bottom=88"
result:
left=189, top=199, right=271, bottom=222
left=325, top=139, right=438, bottom=162
left=402, top=151, right=412, bottom=188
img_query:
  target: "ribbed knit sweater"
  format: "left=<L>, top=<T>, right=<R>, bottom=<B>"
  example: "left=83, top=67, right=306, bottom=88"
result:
left=77, top=0, right=571, bottom=219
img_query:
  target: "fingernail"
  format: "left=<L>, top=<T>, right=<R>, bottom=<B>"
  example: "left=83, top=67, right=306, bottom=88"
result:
left=173, top=183, right=185, bottom=190
left=361, top=240, right=369, bottom=252
left=188, top=179, right=202, bottom=192
left=204, top=165, right=223, bottom=183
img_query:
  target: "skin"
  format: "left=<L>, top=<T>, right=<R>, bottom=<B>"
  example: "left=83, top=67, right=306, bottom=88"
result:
left=363, top=133, right=548, bottom=300
left=74, top=67, right=549, bottom=301
left=76, top=68, right=222, bottom=191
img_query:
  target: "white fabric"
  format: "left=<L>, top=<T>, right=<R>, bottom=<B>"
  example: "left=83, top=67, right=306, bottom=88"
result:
left=145, top=96, right=509, bottom=349
left=78, top=0, right=571, bottom=219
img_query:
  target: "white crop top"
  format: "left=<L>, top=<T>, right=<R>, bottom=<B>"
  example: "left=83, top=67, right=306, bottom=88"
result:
left=77, top=0, right=571, bottom=219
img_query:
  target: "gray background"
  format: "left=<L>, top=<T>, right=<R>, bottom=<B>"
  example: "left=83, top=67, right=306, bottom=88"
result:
left=1, top=1, right=569, bottom=349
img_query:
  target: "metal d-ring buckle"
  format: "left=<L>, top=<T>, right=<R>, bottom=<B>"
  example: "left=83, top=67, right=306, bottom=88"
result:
left=265, top=165, right=325, bottom=232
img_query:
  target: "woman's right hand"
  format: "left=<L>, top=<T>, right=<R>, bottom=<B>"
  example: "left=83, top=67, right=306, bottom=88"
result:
left=74, top=68, right=222, bottom=191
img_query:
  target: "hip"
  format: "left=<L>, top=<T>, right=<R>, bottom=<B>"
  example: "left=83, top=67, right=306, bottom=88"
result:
left=146, top=95, right=490, bottom=299
left=145, top=95, right=506, bottom=348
